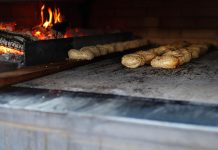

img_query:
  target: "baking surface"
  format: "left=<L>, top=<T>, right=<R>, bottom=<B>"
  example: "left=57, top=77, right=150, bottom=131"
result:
left=16, top=49, right=218, bottom=104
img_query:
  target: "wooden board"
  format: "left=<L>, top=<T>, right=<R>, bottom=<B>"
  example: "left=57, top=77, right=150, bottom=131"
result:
left=0, top=60, right=89, bottom=88
left=0, top=44, right=148, bottom=88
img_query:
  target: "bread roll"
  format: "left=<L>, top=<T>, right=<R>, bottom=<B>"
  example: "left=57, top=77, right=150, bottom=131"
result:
left=151, top=55, right=179, bottom=69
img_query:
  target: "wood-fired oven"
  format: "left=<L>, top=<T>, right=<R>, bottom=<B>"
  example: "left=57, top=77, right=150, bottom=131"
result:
left=0, top=0, right=218, bottom=150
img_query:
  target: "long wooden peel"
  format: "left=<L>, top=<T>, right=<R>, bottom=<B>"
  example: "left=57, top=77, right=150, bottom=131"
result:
left=0, top=60, right=89, bottom=88
left=0, top=42, right=149, bottom=88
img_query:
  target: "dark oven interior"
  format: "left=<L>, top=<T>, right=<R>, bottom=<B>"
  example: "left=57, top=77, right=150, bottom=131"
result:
left=1, top=0, right=218, bottom=66
left=1, top=0, right=218, bottom=39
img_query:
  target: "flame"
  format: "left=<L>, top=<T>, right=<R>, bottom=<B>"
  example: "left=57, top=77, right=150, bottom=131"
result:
left=40, top=5, right=63, bottom=29
left=40, top=5, right=45, bottom=26
left=32, top=4, right=65, bottom=39
left=54, top=8, right=62, bottom=24
left=0, top=45, right=24, bottom=55
left=43, top=8, right=53, bottom=28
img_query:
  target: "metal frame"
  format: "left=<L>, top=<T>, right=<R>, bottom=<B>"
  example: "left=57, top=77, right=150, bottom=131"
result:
left=0, top=87, right=218, bottom=150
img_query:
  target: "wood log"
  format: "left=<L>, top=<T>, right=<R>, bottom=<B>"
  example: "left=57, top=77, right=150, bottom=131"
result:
left=0, top=60, right=89, bottom=88
left=0, top=30, right=37, bottom=50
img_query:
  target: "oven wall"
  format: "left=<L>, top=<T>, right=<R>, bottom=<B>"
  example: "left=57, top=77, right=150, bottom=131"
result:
left=1, top=0, right=218, bottom=41
left=89, top=0, right=218, bottom=40
left=0, top=1, right=39, bottom=28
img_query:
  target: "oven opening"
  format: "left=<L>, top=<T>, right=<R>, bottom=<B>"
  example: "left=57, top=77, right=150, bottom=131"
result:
left=0, top=1, right=218, bottom=149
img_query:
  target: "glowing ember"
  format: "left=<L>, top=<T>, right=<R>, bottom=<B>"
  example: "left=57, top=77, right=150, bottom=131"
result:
left=35, top=31, right=41, bottom=36
left=0, top=22, right=16, bottom=31
left=0, top=45, right=24, bottom=55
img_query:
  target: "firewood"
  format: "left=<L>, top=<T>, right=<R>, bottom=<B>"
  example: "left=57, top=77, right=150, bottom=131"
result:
left=0, top=30, right=37, bottom=50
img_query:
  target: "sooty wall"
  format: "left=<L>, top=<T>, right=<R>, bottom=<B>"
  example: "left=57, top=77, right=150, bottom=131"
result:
left=1, top=0, right=218, bottom=40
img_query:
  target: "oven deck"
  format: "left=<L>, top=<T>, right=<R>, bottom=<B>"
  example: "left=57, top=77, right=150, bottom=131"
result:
left=0, top=48, right=217, bottom=150
left=16, top=48, right=218, bottom=104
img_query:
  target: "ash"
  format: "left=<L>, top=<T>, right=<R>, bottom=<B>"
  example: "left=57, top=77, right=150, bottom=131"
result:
left=0, top=53, right=24, bottom=67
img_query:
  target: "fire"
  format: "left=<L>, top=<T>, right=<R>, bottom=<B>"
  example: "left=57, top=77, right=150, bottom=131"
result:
left=54, top=8, right=62, bottom=24
left=0, top=4, right=85, bottom=56
left=40, top=5, right=45, bottom=26
left=32, top=4, right=65, bottom=39
left=40, top=5, right=63, bottom=29
left=43, top=8, right=53, bottom=28
left=0, top=22, right=16, bottom=31
left=0, top=45, right=24, bottom=55
left=35, top=31, right=41, bottom=36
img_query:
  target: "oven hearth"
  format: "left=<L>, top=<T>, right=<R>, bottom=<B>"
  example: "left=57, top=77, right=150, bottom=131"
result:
left=15, top=47, right=218, bottom=104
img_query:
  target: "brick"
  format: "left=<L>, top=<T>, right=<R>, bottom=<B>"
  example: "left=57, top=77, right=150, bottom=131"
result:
left=181, top=29, right=218, bottom=38
left=146, top=7, right=181, bottom=17
left=195, top=17, right=218, bottom=29
left=159, top=17, right=196, bottom=29
left=91, top=9, right=116, bottom=17
left=181, top=7, right=218, bottom=17
left=143, top=17, right=160, bottom=27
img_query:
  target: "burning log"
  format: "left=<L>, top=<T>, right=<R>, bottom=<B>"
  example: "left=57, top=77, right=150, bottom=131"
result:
left=0, top=30, right=36, bottom=66
left=52, top=21, right=70, bottom=34
left=32, top=27, right=64, bottom=40
left=0, top=30, right=37, bottom=51
left=30, top=4, right=71, bottom=40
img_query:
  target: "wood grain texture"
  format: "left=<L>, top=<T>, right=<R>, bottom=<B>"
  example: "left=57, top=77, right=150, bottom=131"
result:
left=0, top=60, right=88, bottom=88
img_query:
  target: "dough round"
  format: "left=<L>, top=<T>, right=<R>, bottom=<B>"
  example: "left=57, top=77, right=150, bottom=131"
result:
left=179, top=49, right=192, bottom=65
left=151, top=55, right=179, bottom=69
left=126, top=40, right=140, bottom=49
left=121, top=54, right=145, bottom=68
left=68, top=49, right=83, bottom=60
left=96, top=45, right=108, bottom=55
left=81, top=46, right=100, bottom=57
left=187, top=46, right=201, bottom=59
left=106, top=44, right=115, bottom=53
left=114, top=42, right=124, bottom=52
left=81, top=49, right=95, bottom=60
left=135, top=50, right=157, bottom=64
left=164, top=49, right=191, bottom=65
left=153, top=46, right=171, bottom=55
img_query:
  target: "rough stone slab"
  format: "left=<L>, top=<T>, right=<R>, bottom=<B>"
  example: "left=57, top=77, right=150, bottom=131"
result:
left=16, top=49, right=218, bottom=104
